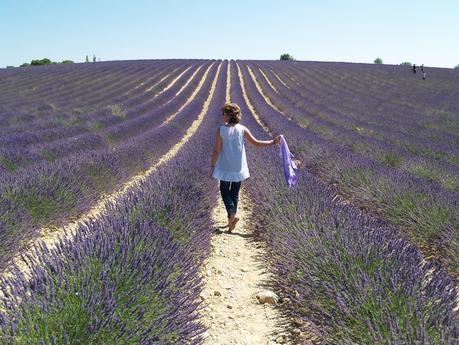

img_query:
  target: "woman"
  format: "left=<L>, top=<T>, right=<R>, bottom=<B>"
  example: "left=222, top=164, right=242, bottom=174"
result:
left=210, top=103, right=281, bottom=231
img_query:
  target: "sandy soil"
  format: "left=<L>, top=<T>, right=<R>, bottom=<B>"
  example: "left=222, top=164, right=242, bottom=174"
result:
left=145, top=65, right=192, bottom=93
left=258, top=68, right=279, bottom=93
left=171, top=64, right=203, bottom=98
left=245, top=66, right=302, bottom=128
left=269, top=69, right=291, bottom=89
left=235, top=63, right=272, bottom=135
left=200, top=192, right=290, bottom=345
left=226, top=62, right=231, bottom=102
left=246, top=66, right=286, bottom=116
left=134, top=67, right=177, bottom=92
left=160, top=63, right=211, bottom=126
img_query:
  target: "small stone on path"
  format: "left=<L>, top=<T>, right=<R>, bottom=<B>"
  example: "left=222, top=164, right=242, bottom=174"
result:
left=256, top=291, right=279, bottom=305
left=275, top=335, right=286, bottom=343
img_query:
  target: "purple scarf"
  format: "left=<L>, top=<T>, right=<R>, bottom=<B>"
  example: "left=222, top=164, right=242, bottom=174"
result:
left=278, top=135, right=297, bottom=187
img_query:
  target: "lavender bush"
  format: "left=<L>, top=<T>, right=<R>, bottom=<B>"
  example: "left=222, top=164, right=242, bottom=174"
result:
left=237, top=61, right=459, bottom=276
left=0, top=58, right=457, bottom=343
left=0, top=60, right=227, bottom=344
left=230, top=60, right=458, bottom=343
left=0, top=60, right=217, bottom=268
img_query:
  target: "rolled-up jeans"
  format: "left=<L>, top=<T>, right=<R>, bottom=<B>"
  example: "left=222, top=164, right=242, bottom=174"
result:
left=219, top=181, right=241, bottom=218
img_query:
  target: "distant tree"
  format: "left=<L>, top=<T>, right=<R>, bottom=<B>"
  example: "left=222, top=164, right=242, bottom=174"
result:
left=280, top=53, right=295, bottom=61
left=455, top=64, right=459, bottom=69
left=374, top=57, right=383, bottom=64
left=400, top=61, right=412, bottom=66
left=6, top=66, right=15, bottom=69
left=30, top=58, right=52, bottom=66
left=93, top=54, right=96, bottom=62
left=19, top=58, right=74, bottom=67
left=85, top=55, right=89, bottom=63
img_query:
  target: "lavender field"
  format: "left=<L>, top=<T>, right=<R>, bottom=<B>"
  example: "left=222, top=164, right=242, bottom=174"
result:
left=0, top=59, right=457, bottom=344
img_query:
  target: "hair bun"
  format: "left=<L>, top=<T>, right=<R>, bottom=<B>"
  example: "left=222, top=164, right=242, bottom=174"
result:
left=221, top=102, right=242, bottom=124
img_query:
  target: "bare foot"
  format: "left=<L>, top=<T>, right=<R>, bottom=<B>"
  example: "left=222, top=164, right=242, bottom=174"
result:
left=228, top=217, right=239, bottom=232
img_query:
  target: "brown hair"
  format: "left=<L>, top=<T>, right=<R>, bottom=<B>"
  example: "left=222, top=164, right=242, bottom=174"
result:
left=221, top=103, right=241, bottom=124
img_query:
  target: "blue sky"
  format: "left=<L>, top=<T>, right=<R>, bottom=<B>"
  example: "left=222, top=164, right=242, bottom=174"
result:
left=1, top=0, right=458, bottom=68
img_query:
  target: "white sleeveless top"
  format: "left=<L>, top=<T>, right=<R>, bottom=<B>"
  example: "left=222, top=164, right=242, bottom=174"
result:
left=212, top=124, right=250, bottom=182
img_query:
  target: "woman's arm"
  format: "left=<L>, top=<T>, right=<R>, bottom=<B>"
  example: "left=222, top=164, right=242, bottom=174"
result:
left=244, top=128, right=280, bottom=147
left=210, top=128, right=222, bottom=176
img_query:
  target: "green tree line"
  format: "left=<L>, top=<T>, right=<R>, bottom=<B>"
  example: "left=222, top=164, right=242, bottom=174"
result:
left=17, top=58, right=74, bottom=67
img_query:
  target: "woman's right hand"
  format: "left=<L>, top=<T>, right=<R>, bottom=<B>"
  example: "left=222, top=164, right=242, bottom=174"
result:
left=273, top=135, right=281, bottom=145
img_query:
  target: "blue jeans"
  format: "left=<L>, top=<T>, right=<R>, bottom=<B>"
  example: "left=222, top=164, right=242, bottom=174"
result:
left=219, top=181, right=241, bottom=218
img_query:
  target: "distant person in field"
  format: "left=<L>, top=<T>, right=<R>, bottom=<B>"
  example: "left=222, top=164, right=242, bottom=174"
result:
left=421, top=64, right=424, bottom=72
left=210, top=103, right=281, bottom=232
left=423, top=71, right=426, bottom=80
left=412, top=64, right=417, bottom=74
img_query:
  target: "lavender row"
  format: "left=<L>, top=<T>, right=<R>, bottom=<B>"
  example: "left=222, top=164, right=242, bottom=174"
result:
left=0, top=62, right=209, bottom=175
left=230, top=61, right=457, bottom=344
left=0, top=61, right=168, bottom=137
left=1, top=61, right=195, bottom=139
left=0, top=62, right=219, bottom=269
left=236, top=61, right=458, bottom=276
left=0, top=60, right=174, bottom=109
left=263, top=62, right=457, bottom=155
left=0, top=62, right=106, bottom=101
left=246, top=62, right=458, bottom=191
left=265, top=61, right=459, bottom=164
left=287, top=62, right=459, bottom=145
left=257, top=61, right=459, bottom=155
left=270, top=63, right=457, bottom=154
left=0, top=60, right=226, bottom=343
left=275, top=60, right=458, bottom=125
left=0, top=62, right=139, bottom=116
left=0, top=59, right=189, bottom=134
left=0, top=61, right=202, bottom=169
left=0, top=60, right=184, bottom=135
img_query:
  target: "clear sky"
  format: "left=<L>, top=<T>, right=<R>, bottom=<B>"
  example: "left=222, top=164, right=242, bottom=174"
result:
left=1, top=0, right=458, bottom=68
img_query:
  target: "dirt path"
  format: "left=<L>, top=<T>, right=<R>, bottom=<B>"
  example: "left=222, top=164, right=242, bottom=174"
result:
left=246, top=66, right=286, bottom=116
left=226, top=62, right=231, bottom=102
left=170, top=64, right=203, bottom=98
left=134, top=67, right=177, bottom=91
left=145, top=65, right=192, bottom=93
left=160, top=63, right=211, bottom=126
left=258, top=67, right=279, bottom=93
left=199, top=63, right=290, bottom=344
left=3, top=62, right=222, bottom=281
left=269, top=69, right=290, bottom=89
left=236, top=63, right=272, bottom=135
left=200, top=194, right=290, bottom=345
left=245, top=66, right=301, bottom=127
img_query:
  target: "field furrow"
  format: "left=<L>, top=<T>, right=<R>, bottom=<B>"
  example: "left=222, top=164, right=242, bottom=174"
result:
left=233, top=60, right=457, bottom=344
left=0, top=59, right=457, bottom=344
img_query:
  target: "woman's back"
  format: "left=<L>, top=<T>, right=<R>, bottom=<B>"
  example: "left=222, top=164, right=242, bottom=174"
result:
left=210, top=102, right=280, bottom=230
left=212, top=124, right=249, bottom=182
